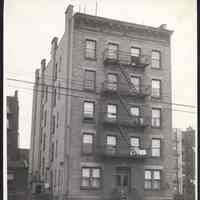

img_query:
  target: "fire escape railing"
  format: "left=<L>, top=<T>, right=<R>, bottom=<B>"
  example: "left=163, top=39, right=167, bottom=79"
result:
left=103, top=49, right=151, bottom=67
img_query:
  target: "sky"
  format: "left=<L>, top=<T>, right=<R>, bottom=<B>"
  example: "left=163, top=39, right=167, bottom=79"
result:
left=5, top=0, right=197, bottom=149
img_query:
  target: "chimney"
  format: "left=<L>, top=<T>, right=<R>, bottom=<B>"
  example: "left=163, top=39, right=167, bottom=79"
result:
left=41, top=59, right=46, bottom=72
left=65, top=4, right=73, bottom=32
left=14, top=90, right=18, bottom=98
left=159, top=24, right=167, bottom=29
left=35, top=69, right=40, bottom=83
left=50, top=37, right=58, bottom=57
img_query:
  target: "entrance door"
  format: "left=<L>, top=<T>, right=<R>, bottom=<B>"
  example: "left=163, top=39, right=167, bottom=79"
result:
left=116, top=168, right=130, bottom=197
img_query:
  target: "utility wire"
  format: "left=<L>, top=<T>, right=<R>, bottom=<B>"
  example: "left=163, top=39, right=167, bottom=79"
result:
left=7, top=77, right=197, bottom=109
left=7, top=84, right=197, bottom=115
left=7, top=70, right=192, bottom=100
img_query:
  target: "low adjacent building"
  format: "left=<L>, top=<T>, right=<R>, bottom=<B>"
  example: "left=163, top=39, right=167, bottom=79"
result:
left=7, top=91, right=29, bottom=200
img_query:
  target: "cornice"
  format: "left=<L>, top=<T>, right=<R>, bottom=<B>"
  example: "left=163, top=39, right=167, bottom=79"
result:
left=74, top=13, right=172, bottom=43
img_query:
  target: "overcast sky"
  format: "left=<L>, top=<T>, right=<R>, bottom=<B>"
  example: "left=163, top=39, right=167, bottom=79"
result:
left=5, top=0, right=197, bottom=149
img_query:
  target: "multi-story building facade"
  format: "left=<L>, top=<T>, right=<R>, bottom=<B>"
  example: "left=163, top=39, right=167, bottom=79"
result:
left=7, top=91, right=29, bottom=200
left=29, top=4, right=174, bottom=200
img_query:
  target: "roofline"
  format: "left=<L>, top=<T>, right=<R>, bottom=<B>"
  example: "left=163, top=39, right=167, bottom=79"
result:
left=73, top=12, right=173, bottom=35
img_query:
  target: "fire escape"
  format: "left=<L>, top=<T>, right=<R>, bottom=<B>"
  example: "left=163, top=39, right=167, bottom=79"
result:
left=97, top=48, right=151, bottom=200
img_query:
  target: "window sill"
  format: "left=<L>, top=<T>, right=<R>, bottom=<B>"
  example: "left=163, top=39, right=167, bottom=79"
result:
left=144, top=188, right=161, bottom=191
left=80, top=186, right=101, bottom=190
left=151, top=67, right=161, bottom=70
left=151, top=96, right=161, bottom=99
left=151, top=126, right=161, bottom=129
left=83, top=118, right=96, bottom=124
left=84, top=88, right=96, bottom=93
left=85, top=57, right=97, bottom=61
left=82, top=152, right=94, bottom=156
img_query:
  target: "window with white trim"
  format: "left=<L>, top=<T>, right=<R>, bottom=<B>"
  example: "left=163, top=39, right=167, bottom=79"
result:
left=107, top=43, right=118, bottom=59
left=83, top=101, right=95, bottom=119
left=84, top=70, right=96, bottom=90
left=152, top=79, right=161, bottom=98
left=81, top=167, right=101, bottom=189
left=130, top=137, right=140, bottom=151
left=107, top=104, right=117, bottom=119
left=106, top=135, right=117, bottom=154
left=152, top=108, right=161, bottom=128
left=144, top=170, right=161, bottom=190
left=107, top=73, right=118, bottom=91
left=152, top=139, right=161, bottom=157
left=131, top=47, right=141, bottom=57
left=152, top=51, right=161, bottom=69
left=82, top=133, right=94, bottom=154
left=130, top=106, right=140, bottom=116
left=130, top=76, right=140, bottom=92
left=85, top=39, right=96, bottom=59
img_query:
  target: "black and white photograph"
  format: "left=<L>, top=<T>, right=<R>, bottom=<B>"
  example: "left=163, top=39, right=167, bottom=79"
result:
left=4, top=1, right=197, bottom=200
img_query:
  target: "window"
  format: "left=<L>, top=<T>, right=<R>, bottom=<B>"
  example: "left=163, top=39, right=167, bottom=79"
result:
left=130, top=106, right=140, bottom=116
left=44, top=110, right=47, bottom=127
left=43, top=134, right=46, bottom=151
left=56, top=112, right=59, bottom=128
left=107, top=43, right=118, bottom=60
left=45, top=86, right=48, bottom=101
left=130, top=137, right=140, bottom=151
left=83, top=101, right=95, bottom=119
left=52, top=115, right=55, bottom=134
left=106, top=135, right=117, bottom=154
left=58, top=82, right=61, bottom=100
left=152, top=79, right=161, bottom=98
left=131, top=47, right=141, bottom=57
left=144, top=170, right=161, bottom=190
left=107, top=104, right=117, bottom=119
left=84, top=70, right=96, bottom=90
left=152, top=139, right=161, bottom=157
left=81, top=167, right=101, bottom=189
left=82, top=133, right=94, bottom=154
left=152, top=51, right=161, bottom=69
left=51, top=143, right=54, bottom=161
left=54, top=169, right=57, bottom=187
left=59, top=56, right=62, bottom=72
left=54, top=63, right=58, bottom=81
left=53, top=88, right=56, bottom=106
left=42, top=158, right=45, bottom=176
left=130, top=76, right=140, bottom=92
left=152, top=108, right=161, bottom=128
left=85, top=39, right=96, bottom=59
left=55, top=140, right=58, bottom=158
left=107, top=73, right=118, bottom=91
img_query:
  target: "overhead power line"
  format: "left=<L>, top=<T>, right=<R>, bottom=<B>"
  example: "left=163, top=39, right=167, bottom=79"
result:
left=7, top=84, right=197, bottom=115
left=7, top=77, right=197, bottom=109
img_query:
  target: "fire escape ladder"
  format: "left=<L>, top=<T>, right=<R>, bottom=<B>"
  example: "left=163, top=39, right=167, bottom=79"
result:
left=116, top=90, right=131, bottom=118
left=118, top=64, right=138, bottom=94
left=116, top=122, right=130, bottom=148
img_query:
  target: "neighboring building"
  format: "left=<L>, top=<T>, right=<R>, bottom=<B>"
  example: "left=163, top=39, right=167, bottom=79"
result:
left=29, top=5, right=174, bottom=200
left=7, top=90, right=19, bottom=161
left=7, top=91, right=29, bottom=200
left=172, top=128, right=183, bottom=195
left=172, top=127, right=195, bottom=200
left=182, top=127, right=195, bottom=200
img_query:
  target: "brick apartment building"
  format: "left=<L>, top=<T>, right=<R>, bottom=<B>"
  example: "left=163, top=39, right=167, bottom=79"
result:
left=29, top=5, right=175, bottom=200
left=7, top=91, right=29, bottom=200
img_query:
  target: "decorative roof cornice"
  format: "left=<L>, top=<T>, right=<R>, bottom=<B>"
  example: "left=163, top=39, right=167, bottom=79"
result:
left=74, top=13, right=173, bottom=41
